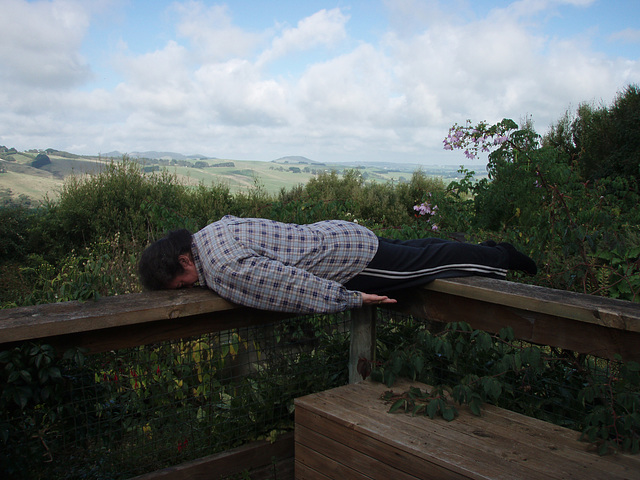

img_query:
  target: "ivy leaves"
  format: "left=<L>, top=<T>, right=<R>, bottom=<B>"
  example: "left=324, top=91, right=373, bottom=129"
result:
left=373, top=321, right=640, bottom=454
left=374, top=322, right=517, bottom=421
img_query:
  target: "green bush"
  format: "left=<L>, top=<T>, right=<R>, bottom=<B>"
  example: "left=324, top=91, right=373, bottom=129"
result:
left=545, top=84, right=640, bottom=181
left=0, top=205, right=30, bottom=261
left=373, top=321, right=640, bottom=455
left=441, top=110, right=640, bottom=300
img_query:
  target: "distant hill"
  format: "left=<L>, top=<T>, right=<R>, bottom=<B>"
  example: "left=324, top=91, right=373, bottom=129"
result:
left=102, top=151, right=212, bottom=161
left=1, top=144, right=488, bottom=205
left=44, top=148, right=81, bottom=159
left=272, top=156, right=323, bottom=165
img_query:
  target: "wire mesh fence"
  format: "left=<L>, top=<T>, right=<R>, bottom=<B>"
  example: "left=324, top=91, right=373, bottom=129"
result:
left=1, top=312, right=351, bottom=479
left=2, top=307, right=638, bottom=479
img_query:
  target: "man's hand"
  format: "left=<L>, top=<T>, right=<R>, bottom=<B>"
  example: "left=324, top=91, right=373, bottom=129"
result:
left=360, top=292, right=397, bottom=305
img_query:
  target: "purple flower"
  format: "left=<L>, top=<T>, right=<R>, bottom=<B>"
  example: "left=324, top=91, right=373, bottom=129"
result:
left=413, top=202, right=436, bottom=216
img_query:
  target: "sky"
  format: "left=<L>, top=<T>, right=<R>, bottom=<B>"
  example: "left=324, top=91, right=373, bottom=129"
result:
left=1, top=0, right=639, bottom=165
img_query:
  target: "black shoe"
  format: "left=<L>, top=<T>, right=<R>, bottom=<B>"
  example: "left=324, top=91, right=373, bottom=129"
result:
left=480, top=240, right=497, bottom=247
left=498, top=242, right=537, bottom=275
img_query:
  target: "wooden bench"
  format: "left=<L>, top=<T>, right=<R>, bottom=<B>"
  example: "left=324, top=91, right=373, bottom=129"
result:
left=295, top=379, right=640, bottom=480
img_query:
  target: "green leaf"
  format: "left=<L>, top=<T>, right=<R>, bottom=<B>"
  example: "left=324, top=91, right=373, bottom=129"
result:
left=19, top=370, right=31, bottom=383
left=413, top=356, right=424, bottom=375
left=13, top=386, right=31, bottom=409
left=40, top=386, right=51, bottom=400
left=413, top=403, right=426, bottom=416
left=442, top=407, right=456, bottom=422
left=476, top=331, right=492, bottom=351
left=389, top=398, right=406, bottom=414
left=384, top=371, right=396, bottom=388
left=442, top=342, right=453, bottom=360
left=625, top=361, right=640, bottom=372
left=427, top=400, right=438, bottom=419
left=514, top=352, right=522, bottom=370
left=598, top=442, right=610, bottom=456
left=499, top=327, right=514, bottom=341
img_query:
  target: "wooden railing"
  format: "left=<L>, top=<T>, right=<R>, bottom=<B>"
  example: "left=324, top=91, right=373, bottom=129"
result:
left=1, top=277, right=639, bottom=479
left=349, top=277, right=640, bottom=386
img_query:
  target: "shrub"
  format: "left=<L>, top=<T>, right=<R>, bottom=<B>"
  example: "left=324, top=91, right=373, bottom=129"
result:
left=545, top=84, right=640, bottom=181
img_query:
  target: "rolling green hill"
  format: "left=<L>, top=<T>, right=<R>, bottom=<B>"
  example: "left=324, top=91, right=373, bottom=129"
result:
left=0, top=148, right=484, bottom=205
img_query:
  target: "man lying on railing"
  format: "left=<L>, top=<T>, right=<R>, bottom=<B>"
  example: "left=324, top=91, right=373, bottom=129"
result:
left=138, top=216, right=536, bottom=314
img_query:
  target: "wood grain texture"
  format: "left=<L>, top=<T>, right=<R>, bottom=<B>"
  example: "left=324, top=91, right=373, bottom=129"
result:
left=390, top=277, right=640, bottom=362
left=295, top=380, right=640, bottom=480
left=131, top=432, right=294, bottom=480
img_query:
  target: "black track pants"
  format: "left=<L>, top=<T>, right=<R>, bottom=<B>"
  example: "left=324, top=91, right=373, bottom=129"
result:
left=344, top=237, right=509, bottom=294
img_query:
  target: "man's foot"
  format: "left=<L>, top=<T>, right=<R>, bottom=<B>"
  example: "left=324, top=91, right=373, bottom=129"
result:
left=480, top=240, right=497, bottom=247
left=498, top=242, right=537, bottom=275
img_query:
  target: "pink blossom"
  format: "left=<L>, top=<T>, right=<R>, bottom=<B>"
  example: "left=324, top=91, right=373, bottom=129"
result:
left=414, top=202, right=436, bottom=216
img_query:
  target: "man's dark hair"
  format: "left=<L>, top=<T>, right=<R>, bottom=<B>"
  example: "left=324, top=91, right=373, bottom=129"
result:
left=138, top=229, right=193, bottom=290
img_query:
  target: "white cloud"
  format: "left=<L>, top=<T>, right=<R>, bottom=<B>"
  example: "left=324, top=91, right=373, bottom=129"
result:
left=0, top=0, right=92, bottom=88
left=609, top=28, right=640, bottom=44
left=296, top=44, right=392, bottom=123
left=172, top=1, right=265, bottom=62
left=0, top=0, right=639, bottom=165
left=192, top=59, right=290, bottom=126
left=257, top=8, right=350, bottom=66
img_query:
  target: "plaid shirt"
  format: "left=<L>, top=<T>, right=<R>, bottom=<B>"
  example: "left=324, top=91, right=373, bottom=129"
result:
left=191, top=216, right=379, bottom=313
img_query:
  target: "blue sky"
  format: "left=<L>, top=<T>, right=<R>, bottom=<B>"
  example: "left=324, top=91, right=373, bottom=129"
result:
left=1, top=0, right=639, bottom=165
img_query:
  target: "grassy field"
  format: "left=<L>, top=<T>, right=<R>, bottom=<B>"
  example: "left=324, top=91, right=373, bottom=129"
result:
left=0, top=150, right=482, bottom=205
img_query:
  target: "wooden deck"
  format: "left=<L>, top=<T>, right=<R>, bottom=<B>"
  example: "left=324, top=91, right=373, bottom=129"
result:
left=295, top=379, right=640, bottom=480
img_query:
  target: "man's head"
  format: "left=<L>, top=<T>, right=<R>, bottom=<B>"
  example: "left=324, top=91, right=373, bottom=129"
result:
left=138, top=229, right=197, bottom=290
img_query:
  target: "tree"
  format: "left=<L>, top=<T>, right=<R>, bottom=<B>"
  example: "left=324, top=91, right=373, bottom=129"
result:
left=31, top=153, right=51, bottom=168
left=545, top=84, right=640, bottom=181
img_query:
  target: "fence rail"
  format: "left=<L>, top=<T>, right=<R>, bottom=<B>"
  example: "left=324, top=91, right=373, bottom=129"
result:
left=392, top=276, right=640, bottom=362
left=1, top=277, right=639, bottom=479
left=3, top=277, right=638, bottom=363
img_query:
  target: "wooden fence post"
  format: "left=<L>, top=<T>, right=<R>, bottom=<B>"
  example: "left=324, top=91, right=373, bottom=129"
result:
left=348, top=306, right=376, bottom=384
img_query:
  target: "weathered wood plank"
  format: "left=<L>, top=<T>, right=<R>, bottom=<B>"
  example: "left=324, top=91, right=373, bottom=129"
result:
left=0, top=289, right=300, bottom=353
left=26, top=308, right=295, bottom=354
left=333, top=380, right=640, bottom=477
left=296, top=436, right=376, bottom=480
left=2, top=276, right=638, bottom=361
left=0, top=288, right=235, bottom=344
left=131, top=432, right=294, bottom=480
left=296, top=407, right=467, bottom=480
left=295, top=380, right=640, bottom=480
left=349, top=306, right=376, bottom=383
left=240, top=457, right=293, bottom=480
left=390, top=278, right=640, bottom=362
left=297, top=389, right=539, bottom=480
left=295, top=460, right=333, bottom=480
left=425, top=277, right=640, bottom=332
left=297, top=423, right=423, bottom=480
